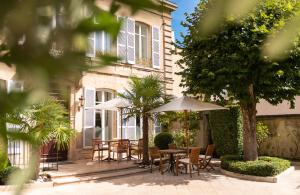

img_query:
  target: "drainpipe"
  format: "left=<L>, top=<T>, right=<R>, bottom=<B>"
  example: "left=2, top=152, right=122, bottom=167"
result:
left=161, top=0, right=167, bottom=98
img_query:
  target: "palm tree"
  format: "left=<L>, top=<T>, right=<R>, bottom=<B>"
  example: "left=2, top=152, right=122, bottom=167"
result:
left=6, top=97, right=74, bottom=179
left=119, top=75, right=164, bottom=165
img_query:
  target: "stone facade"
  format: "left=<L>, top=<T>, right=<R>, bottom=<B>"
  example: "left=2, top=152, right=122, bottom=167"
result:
left=258, top=115, right=300, bottom=160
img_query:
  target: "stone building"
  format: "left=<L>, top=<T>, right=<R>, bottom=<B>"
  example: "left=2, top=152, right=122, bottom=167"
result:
left=0, top=0, right=178, bottom=161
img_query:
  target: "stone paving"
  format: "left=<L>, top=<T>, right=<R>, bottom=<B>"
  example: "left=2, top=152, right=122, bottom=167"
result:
left=2, top=166, right=300, bottom=195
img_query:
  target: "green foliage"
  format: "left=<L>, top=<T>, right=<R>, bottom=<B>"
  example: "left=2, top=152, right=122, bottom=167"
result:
left=6, top=97, right=74, bottom=150
left=209, top=106, right=243, bottom=156
left=157, top=111, right=200, bottom=131
left=0, top=166, right=21, bottom=185
left=179, top=0, right=300, bottom=106
left=172, top=129, right=197, bottom=148
left=119, top=75, right=165, bottom=163
left=256, top=121, right=270, bottom=145
left=154, top=132, right=174, bottom=150
left=221, top=155, right=291, bottom=176
left=0, top=153, right=9, bottom=172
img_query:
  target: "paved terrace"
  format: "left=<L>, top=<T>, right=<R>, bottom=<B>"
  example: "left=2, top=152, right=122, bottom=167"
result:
left=3, top=166, right=299, bottom=195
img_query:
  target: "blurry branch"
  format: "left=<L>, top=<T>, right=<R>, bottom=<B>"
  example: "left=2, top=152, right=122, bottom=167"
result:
left=197, top=0, right=300, bottom=59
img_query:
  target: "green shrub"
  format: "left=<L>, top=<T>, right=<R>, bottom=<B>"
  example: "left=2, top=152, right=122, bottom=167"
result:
left=0, top=166, right=21, bottom=185
left=154, top=132, right=174, bottom=149
left=172, top=129, right=197, bottom=148
left=221, top=155, right=290, bottom=176
left=256, top=121, right=270, bottom=144
left=209, top=106, right=243, bottom=156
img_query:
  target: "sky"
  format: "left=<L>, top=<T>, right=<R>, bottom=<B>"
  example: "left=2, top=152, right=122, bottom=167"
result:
left=171, top=0, right=199, bottom=41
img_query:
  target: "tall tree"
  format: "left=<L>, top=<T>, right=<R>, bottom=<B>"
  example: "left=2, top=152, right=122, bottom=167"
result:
left=178, top=0, right=300, bottom=161
left=119, top=75, right=164, bottom=165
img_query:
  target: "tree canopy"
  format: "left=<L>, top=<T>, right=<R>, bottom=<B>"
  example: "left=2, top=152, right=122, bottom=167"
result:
left=178, top=0, right=300, bottom=160
left=179, top=0, right=300, bottom=105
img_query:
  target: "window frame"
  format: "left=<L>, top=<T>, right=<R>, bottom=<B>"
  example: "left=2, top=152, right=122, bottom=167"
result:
left=135, top=22, right=149, bottom=62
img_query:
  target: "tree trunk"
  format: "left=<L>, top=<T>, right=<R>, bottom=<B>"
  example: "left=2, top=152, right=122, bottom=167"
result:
left=240, top=85, right=258, bottom=161
left=31, top=146, right=41, bottom=180
left=142, top=115, right=149, bottom=165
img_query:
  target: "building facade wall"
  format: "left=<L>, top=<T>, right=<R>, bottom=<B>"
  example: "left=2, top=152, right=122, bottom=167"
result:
left=68, top=1, right=177, bottom=160
left=258, top=115, right=300, bottom=160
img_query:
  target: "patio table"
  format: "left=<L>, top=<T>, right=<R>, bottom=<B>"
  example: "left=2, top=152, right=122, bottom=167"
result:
left=159, top=149, right=186, bottom=174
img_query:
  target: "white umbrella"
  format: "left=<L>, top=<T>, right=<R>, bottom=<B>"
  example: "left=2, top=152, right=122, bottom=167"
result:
left=149, top=96, right=226, bottom=152
left=95, top=97, right=131, bottom=139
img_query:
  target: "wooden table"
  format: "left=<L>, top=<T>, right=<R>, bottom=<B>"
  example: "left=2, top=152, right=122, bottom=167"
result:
left=159, top=149, right=186, bottom=174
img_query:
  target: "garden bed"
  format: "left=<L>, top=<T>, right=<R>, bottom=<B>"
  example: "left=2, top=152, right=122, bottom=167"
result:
left=221, top=155, right=290, bottom=177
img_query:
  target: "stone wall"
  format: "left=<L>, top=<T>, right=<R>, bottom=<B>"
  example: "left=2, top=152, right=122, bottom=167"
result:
left=258, top=115, right=300, bottom=160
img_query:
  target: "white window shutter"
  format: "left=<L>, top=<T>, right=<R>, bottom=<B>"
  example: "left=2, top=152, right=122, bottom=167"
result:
left=117, top=16, right=127, bottom=63
left=86, top=32, right=95, bottom=57
left=152, top=26, right=160, bottom=69
left=95, top=31, right=103, bottom=53
left=83, top=87, right=95, bottom=147
left=7, top=80, right=24, bottom=93
left=127, top=18, right=135, bottom=64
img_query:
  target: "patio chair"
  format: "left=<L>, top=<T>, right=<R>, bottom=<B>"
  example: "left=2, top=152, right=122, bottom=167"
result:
left=168, top=143, right=177, bottom=149
left=149, top=147, right=168, bottom=173
left=199, top=144, right=215, bottom=171
left=175, top=147, right=201, bottom=178
left=130, top=139, right=143, bottom=160
left=112, top=139, right=130, bottom=162
left=91, top=139, right=109, bottom=162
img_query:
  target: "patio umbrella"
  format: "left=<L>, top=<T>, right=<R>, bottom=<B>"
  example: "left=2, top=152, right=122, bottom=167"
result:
left=149, top=96, right=226, bottom=152
left=95, top=97, right=131, bottom=139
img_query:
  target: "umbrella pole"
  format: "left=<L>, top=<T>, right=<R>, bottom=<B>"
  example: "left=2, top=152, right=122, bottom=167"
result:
left=120, top=108, right=123, bottom=140
left=184, top=110, right=189, bottom=155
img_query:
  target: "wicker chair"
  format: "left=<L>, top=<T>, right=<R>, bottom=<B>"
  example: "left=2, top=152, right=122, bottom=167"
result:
left=112, top=139, right=130, bottom=162
left=149, top=147, right=168, bottom=173
left=199, top=144, right=215, bottom=170
left=176, top=147, right=201, bottom=178
left=91, top=139, right=109, bottom=162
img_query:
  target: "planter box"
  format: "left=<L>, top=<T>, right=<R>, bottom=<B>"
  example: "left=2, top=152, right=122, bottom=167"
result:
left=220, top=166, right=295, bottom=183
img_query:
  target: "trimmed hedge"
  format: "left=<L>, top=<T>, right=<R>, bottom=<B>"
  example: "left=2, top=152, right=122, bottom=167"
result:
left=221, top=155, right=291, bottom=176
left=154, top=132, right=174, bottom=149
left=209, top=106, right=243, bottom=156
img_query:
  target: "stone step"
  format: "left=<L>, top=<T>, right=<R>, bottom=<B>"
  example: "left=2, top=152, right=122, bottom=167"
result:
left=52, top=166, right=149, bottom=186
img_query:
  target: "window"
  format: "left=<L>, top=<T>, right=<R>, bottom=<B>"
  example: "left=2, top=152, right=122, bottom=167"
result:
left=135, top=22, right=149, bottom=66
left=87, top=32, right=112, bottom=58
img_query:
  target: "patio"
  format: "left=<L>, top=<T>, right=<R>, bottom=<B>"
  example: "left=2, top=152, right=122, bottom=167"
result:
left=6, top=166, right=300, bottom=195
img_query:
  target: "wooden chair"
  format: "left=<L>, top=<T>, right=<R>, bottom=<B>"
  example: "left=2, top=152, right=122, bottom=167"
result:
left=176, top=147, right=201, bottom=178
left=112, top=139, right=130, bottom=162
left=91, top=139, right=109, bottom=162
left=168, top=143, right=177, bottom=149
left=199, top=144, right=215, bottom=171
left=130, top=139, right=143, bottom=160
left=149, top=147, right=168, bottom=173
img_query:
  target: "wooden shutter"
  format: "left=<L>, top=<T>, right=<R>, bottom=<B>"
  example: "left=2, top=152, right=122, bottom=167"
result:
left=83, top=87, right=95, bottom=147
left=152, top=26, right=160, bottom=68
left=117, top=17, right=127, bottom=63
left=127, top=18, right=135, bottom=64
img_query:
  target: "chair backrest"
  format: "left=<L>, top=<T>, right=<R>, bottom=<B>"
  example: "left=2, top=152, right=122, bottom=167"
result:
left=149, top=147, right=160, bottom=160
left=138, top=138, right=143, bottom=149
left=92, top=139, right=102, bottom=149
left=168, top=143, right=176, bottom=149
left=205, top=144, right=215, bottom=158
left=118, top=139, right=129, bottom=149
left=189, top=147, right=201, bottom=164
